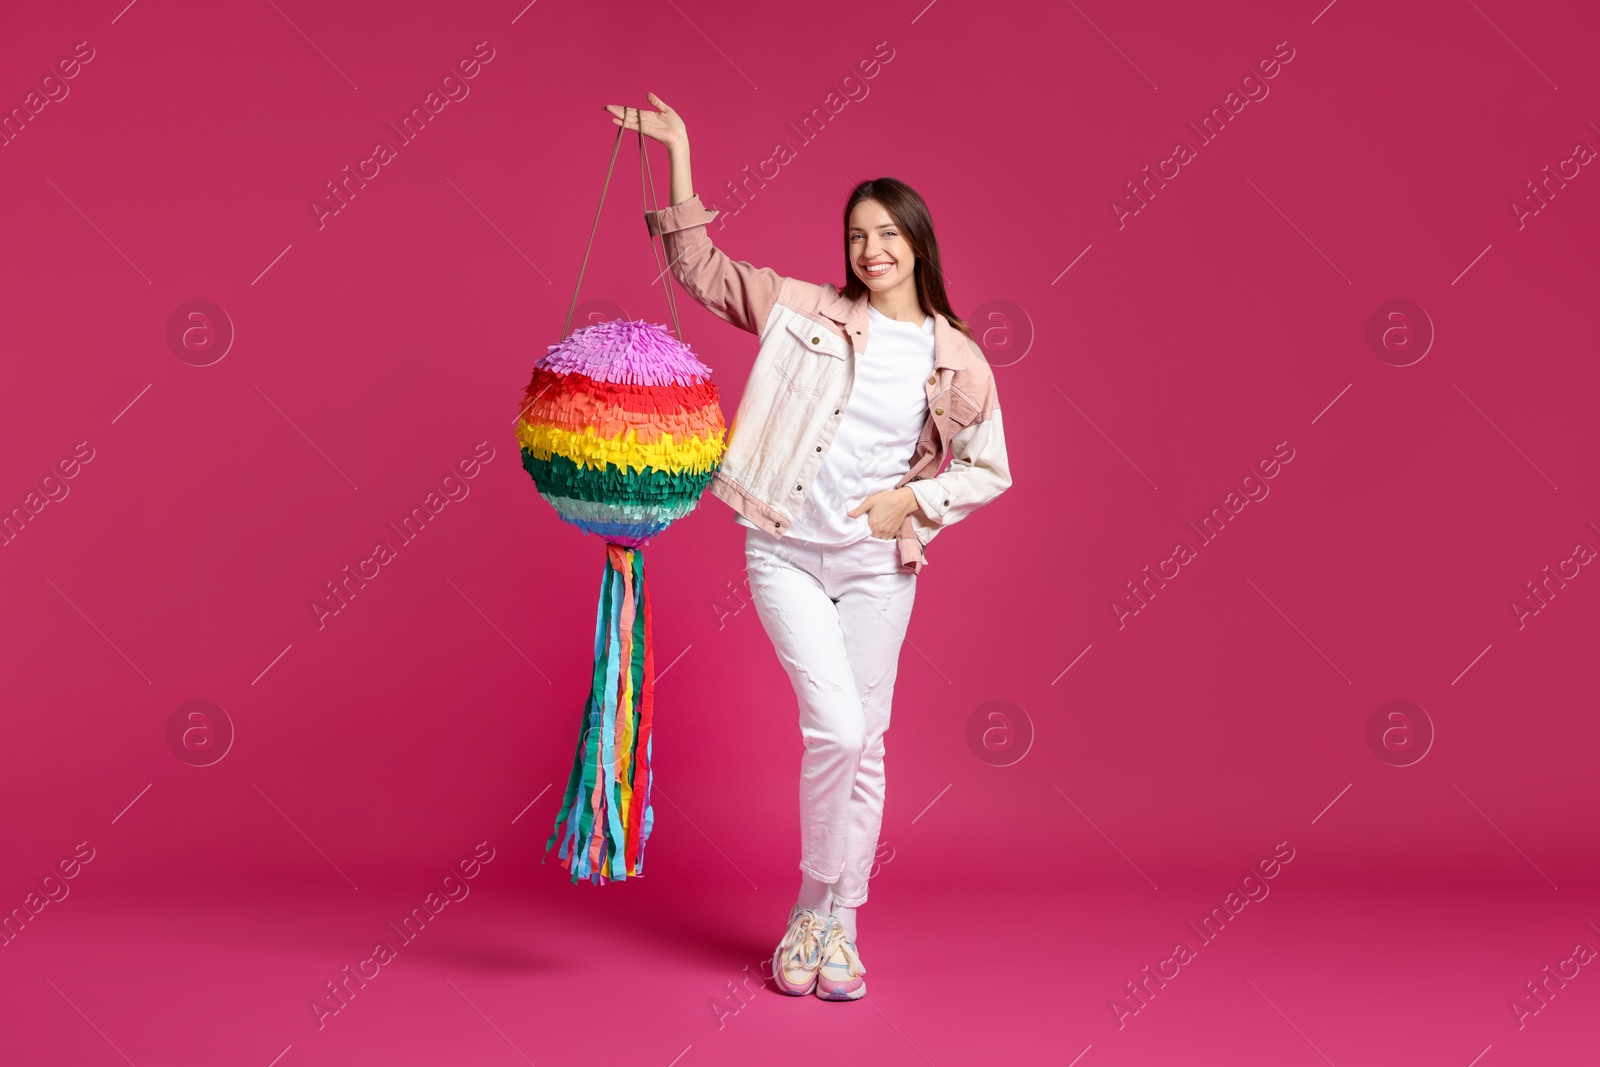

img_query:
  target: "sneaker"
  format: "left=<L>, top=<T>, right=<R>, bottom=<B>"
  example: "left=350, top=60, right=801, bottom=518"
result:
left=813, top=914, right=866, bottom=1001
left=771, top=905, right=825, bottom=996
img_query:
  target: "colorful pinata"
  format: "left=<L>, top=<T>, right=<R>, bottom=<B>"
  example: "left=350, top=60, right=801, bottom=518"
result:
left=517, top=319, right=726, bottom=545
left=517, top=317, right=727, bottom=885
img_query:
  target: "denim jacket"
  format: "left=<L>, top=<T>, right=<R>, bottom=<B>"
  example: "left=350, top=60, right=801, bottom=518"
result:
left=644, top=194, right=1011, bottom=572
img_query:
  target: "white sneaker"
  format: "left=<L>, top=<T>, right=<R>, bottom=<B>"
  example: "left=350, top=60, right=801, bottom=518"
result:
left=771, top=905, right=825, bottom=995
left=813, top=914, right=866, bottom=1000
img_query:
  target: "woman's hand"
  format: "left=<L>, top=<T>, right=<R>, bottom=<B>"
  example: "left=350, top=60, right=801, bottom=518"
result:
left=604, top=92, right=687, bottom=150
left=849, top=487, right=924, bottom=540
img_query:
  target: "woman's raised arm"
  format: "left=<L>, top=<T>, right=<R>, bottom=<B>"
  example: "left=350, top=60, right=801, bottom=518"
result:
left=602, top=93, right=786, bottom=338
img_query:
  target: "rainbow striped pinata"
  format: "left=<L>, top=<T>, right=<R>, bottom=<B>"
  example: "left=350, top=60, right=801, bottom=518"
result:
left=517, top=318, right=727, bottom=885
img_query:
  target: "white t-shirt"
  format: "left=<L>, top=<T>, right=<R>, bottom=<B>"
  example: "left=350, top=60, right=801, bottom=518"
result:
left=738, top=303, right=935, bottom=545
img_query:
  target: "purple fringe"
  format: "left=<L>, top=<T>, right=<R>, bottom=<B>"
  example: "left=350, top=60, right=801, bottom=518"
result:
left=540, top=319, right=712, bottom=386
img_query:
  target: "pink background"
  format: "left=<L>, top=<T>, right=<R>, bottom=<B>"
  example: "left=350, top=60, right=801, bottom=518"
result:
left=2, top=1, right=1596, bottom=1064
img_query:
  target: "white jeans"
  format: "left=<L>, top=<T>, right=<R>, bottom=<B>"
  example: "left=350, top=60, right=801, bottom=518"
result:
left=744, top=525, right=918, bottom=907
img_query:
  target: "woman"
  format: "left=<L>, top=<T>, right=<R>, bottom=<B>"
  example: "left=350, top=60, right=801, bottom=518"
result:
left=607, top=93, right=1011, bottom=1001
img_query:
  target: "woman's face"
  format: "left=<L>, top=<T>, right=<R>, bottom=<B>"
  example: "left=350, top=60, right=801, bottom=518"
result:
left=847, top=199, right=916, bottom=294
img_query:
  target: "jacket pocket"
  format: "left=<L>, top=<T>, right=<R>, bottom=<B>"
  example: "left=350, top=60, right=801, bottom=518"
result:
left=778, top=315, right=846, bottom=396
left=783, top=314, right=849, bottom=358
left=937, top=387, right=981, bottom=428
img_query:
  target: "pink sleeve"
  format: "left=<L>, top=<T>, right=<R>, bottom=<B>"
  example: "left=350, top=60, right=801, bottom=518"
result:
left=645, top=194, right=786, bottom=337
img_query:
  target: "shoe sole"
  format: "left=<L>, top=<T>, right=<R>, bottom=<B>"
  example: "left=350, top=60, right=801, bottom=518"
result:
left=814, top=979, right=866, bottom=1001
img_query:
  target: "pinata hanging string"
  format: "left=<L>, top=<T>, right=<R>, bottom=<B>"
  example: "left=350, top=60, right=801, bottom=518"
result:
left=562, top=108, right=684, bottom=343
left=635, top=107, right=683, bottom=343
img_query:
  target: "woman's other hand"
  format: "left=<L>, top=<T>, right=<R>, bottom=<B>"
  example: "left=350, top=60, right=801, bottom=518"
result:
left=849, top=487, right=924, bottom=540
left=604, top=92, right=687, bottom=149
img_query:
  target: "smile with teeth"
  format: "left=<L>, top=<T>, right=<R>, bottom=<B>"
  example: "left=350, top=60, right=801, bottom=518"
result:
left=861, top=261, right=895, bottom=276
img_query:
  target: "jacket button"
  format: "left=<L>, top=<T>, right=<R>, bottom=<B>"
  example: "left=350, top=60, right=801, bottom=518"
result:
left=943, top=498, right=950, bottom=506
left=833, top=409, right=840, bottom=415
left=927, top=375, right=936, bottom=385
left=796, top=484, right=803, bottom=492
left=815, top=445, right=822, bottom=451
left=811, top=336, right=820, bottom=345
left=934, top=406, right=944, bottom=415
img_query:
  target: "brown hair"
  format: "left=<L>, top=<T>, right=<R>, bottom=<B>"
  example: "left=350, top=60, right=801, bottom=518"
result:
left=840, top=177, right=972, bottom=339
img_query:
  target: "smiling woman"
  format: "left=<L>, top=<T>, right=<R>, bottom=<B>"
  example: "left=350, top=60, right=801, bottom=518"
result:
left=609, top=91, right=1010, bottom=1002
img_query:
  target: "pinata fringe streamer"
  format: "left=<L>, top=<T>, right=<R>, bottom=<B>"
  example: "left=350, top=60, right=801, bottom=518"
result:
left=545, top=543, right=657, bottom=885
